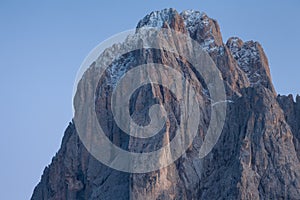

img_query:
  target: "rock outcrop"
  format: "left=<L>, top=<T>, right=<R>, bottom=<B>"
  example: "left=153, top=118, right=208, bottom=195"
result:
left=31, top=9, right=300, bottom=200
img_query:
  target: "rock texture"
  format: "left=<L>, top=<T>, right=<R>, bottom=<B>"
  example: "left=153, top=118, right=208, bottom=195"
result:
left=31, top=8, right=300, bottom=200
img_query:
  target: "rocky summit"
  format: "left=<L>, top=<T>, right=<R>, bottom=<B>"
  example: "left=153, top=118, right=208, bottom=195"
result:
left=31, top=8, right=300, bottom=200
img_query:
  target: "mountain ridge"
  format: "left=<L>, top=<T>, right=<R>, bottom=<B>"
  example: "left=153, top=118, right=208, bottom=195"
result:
left=31, top=8, right=300, bottom=200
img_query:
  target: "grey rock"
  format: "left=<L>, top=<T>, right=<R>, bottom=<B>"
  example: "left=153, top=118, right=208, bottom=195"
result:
left=31, top=9, right=300, bottom=200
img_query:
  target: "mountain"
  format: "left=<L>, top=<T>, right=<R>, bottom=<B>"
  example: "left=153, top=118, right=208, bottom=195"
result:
left=31, top=8, right=300, bottom=199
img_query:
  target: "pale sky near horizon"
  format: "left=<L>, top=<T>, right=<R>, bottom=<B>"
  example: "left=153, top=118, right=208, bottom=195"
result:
left=0, top=1, right=299, bottom=199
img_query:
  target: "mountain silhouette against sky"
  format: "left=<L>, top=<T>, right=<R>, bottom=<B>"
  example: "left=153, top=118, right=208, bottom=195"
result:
left=31, top=9, right=300, bottom=200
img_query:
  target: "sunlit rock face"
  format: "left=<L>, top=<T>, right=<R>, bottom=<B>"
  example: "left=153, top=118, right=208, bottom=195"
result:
left=31, top=9, right=300, bottom=200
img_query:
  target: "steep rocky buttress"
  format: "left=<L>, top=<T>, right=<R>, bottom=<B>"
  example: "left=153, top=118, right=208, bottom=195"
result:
left=31, top=9, right=300, bottom=200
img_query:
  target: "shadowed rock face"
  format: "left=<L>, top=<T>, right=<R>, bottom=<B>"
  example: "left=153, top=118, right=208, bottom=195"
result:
left=31, top=8, right=300, bottom=200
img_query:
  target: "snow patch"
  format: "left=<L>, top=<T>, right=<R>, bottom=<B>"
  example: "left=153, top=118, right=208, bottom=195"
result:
left=212, top=100, right=234, bottom=106
left=137, top=8, right=177, bottom=28
left=180, top=10, right=209, bottom=34
left=228, top=40, right=262, bottom=85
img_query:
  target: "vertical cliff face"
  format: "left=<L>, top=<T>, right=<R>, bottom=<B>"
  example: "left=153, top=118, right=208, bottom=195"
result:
left=277, top=95, right=300, bottom=160
left=31, top=9, right=300, bottom=200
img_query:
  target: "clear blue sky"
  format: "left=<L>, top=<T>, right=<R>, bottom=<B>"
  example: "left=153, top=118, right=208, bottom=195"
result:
left=0, top=0, right=299, bottom=199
